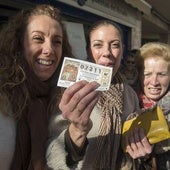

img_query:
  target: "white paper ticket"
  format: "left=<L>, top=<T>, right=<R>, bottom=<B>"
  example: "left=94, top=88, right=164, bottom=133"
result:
left=57, top=57, right=113, bottom=91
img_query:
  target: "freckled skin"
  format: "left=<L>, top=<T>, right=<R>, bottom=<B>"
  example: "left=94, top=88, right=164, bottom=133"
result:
left=142, top=57, right=170, bottom=102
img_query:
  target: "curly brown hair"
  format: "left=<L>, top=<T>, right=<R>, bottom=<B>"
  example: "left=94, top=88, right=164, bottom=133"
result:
left=0, top=4, right=73, bottom=119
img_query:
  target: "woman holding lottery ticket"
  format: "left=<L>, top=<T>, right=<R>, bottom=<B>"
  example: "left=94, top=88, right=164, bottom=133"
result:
left=47, top=20, right=140, bottom=169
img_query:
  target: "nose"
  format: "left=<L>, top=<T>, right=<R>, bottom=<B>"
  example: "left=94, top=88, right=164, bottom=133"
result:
left=150, top=74, right=159, bottom=85
left=42, top=41, right=54, bottom=55
left=103, top=45, right=111, bottom=57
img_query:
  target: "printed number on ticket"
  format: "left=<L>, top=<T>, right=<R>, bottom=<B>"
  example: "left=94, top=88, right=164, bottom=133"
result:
left=57, top=57, right=112, bottom=91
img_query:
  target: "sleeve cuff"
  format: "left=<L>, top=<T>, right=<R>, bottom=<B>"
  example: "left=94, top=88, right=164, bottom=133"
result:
left=64, top=129, right=88, bottom=162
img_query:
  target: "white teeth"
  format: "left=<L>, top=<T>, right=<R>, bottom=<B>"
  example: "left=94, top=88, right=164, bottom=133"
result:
left=150, top=89, right=157, bottom=92
left=149, top=88, right=160, bottom=93
left=37, top=59, right=52, bottom=65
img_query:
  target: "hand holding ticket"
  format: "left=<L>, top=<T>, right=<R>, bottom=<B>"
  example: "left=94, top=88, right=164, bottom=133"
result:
left=57, top=57, right=113, bottom=91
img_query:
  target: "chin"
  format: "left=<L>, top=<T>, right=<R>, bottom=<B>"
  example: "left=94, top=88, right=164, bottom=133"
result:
left=149, top=96, right=161, bottom=102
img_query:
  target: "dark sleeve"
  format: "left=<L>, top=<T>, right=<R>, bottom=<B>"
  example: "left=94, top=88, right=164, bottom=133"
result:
left=155, top=151, right=170, bottom=169
left=64, top=129, right=88, bottom=165
left=136, top=151, right=156, bottom=169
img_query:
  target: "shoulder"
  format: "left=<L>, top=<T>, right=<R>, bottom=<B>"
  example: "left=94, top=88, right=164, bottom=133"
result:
left=124, top=84, right=138, bottom=99
left=122, top=84, right=140, bottom=120
left=0, top=112, right=16, bottom=169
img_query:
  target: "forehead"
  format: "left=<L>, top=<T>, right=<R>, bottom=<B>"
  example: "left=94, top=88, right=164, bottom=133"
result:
left=144, top=57, right=170, bottom=70
left=90, top=25, right=121, bottom=40
left=27, top=14, right=62, bottom=35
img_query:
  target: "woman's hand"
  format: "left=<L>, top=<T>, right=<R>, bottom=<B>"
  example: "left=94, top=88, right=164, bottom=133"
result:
left=125, top=127, right=153, bottom=159
left=59, top=80, right=100, bottom=147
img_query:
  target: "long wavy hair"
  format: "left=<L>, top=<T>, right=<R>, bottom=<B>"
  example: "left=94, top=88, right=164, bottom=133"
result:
left=0, top=4, right=73, bottom=119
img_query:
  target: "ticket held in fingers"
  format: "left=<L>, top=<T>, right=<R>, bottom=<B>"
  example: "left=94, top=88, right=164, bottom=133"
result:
left=57, top=57, right=113, bottom=91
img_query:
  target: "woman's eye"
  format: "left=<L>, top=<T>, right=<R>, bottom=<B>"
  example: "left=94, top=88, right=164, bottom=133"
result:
left=158, top=73, right=168, bottom=77
left=53, top=39, right=62, bottom=45
left=111, top=43, right=120, bottom=48
left=144, top=73, right=151, bottom=77
left=93, top=43, right=102, bottom=48
left=32, top=35, right=43, bottom=42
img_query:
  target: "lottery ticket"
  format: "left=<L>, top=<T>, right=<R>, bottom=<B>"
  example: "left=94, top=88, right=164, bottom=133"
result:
left=57, top=57, right=113, bottom=91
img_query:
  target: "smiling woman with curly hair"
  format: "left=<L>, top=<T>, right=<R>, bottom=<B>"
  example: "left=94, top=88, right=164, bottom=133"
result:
left=0, top=4, right=72, bottom=170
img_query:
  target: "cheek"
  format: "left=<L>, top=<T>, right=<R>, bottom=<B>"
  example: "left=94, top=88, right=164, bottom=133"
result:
left=24, top=46, right=36, bottom=67
left=142, top=77, right=149, bottom=89
left=56, top=55, right=62, bottom=68
left=57, top=47, right=62, bottom=57
left=112, top=48, right=122, bottom=59
left=55, top=47, right=62, bottom=61
left=91, top=49, right=100, bottom=62
left=161, top=78, right=170, bottom=88
left=143, top=78, right=148, bottom=86
left=114, top=50, right=122, bottom=64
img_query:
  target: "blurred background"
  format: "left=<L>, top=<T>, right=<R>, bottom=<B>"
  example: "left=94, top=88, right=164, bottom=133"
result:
left=0, top=0, right=169, bottom=60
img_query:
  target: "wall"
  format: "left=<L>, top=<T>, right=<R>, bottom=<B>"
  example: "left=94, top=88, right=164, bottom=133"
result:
left=56, top=0, right=142, bottom=49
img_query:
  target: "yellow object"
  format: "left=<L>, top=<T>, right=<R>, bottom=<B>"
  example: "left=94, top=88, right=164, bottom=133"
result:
left=122, top=106, right=170, bottom=152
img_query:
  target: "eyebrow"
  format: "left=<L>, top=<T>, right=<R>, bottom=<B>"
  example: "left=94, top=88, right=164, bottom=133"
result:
left=91, top=40, right=102, bottom=43
left=91, top=39, right=120, bottom=43
left=31, top=30, right=63, bottom=38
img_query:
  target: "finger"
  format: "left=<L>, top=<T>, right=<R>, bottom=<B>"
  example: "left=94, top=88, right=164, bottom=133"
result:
left=64, top=81, right=100, bottom=112
left=126, top=132, right=136, bottom=157
left=67, top=91, right=100, bottom=122
left=78, top=92, right=100, bottom=121
left=139, top=128, right=152, bottom=154
left=76, top=89, right=100, bottom=113
left=129, top=129, right=138, bottom=151
left=59, top=80, right=88, bottom=108
left=125, top=133, right=130, bottom=151
left=127, top=129, right=142, bottom=159
left=69, top=93, right=99, bottom=133
left=134, top=128, right=146, bottom=157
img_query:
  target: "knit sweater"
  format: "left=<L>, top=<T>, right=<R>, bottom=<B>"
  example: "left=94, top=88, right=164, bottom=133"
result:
left=46, top=84, right=139, bottom=170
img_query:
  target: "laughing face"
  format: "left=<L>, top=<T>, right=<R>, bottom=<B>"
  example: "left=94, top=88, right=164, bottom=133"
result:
left=142, top=57, right=170, bottom=102
left=24, top=15, right=63, bottom=81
